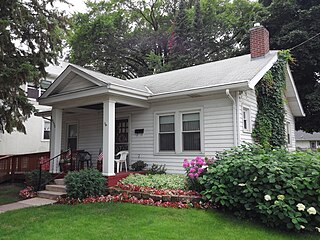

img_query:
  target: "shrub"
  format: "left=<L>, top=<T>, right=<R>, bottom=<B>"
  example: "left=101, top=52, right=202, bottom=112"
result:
left=200, top=144, right=320, bottom=232
left=64, top=168, right=106, bottom=200
left=131, top=160, right=147, bottom=171
left=146, top=164, right=167, bottom=175
left=120, top=174, right=186, bottom=190
left=25, top=170, right=52, bottom=190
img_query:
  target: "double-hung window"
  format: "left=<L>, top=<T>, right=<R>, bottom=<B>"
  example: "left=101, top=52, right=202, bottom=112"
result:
left=243, top=107, right=250, bottom=132
left=159, top=115, right=175, bottom=151
left=182, top=112, right=201, bottom=151
left=43, top=120, right=51, bottom=140
left=286, top=122, right=291, bottom=145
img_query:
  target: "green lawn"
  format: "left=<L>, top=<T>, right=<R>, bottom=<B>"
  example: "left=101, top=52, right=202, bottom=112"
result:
left=0, top=183, right=24, bottom=205
left=0, top=202, right=318, bottom=240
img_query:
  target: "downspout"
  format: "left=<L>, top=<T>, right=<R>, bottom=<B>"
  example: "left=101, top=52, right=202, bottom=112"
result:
left=236, top=91, right=241, bottom=146
left=226, top=89, right=238, bottom=146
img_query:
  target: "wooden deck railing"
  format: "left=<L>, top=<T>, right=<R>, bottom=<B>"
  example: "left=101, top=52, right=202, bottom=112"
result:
left=0, top=152, right=50, bottom=183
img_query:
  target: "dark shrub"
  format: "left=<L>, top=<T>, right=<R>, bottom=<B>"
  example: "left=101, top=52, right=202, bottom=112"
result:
left=146, top=164, right=166, bottom=175
left=65, top=168, right=106, bottom=200
left=131, top=160, right=147, bottom=171
left=200, top=144, right=320, bottom=232
left=25, top=170, right=52, bottom=190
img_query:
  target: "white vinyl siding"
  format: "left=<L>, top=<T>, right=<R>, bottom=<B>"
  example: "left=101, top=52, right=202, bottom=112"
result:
left=60, top=94, right=234, bottom=173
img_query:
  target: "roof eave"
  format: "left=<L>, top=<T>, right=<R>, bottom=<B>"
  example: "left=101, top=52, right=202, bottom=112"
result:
left=148, top=81, right=250, bottom=100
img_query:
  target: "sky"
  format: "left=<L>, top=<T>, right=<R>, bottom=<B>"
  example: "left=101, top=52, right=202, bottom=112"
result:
left=55, top=0, right=87, bottom=14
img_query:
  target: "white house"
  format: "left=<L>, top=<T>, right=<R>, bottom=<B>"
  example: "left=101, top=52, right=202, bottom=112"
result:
left=38, top=25, right=304, bottom=175
left=295, top=130, right=320, bottom=150
left=0, top=62, right=68, bottom=155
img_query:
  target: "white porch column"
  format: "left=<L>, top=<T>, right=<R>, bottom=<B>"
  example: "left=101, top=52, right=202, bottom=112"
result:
left=50, top=108, right=62, bottom=173
left=102, top=100, right=116, bottom=176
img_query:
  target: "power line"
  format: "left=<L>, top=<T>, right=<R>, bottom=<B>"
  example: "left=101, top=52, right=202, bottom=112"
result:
left=289, top=32, right=320, bottom=51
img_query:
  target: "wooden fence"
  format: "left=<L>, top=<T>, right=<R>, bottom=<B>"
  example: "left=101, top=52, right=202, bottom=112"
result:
left=0, top=152, right=50, bottom=183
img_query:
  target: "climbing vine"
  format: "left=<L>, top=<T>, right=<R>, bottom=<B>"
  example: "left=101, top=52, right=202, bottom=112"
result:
left=252, top=50, right=292, bottom=148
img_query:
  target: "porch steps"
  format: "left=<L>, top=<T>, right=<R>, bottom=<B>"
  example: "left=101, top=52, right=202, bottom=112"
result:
left=37, top=178, right=66, bottom=200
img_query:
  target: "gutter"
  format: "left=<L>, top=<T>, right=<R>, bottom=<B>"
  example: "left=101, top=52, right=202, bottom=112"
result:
left=226, top=89, right=238, bottom=146
left=236, top=91, right=241, bottom=146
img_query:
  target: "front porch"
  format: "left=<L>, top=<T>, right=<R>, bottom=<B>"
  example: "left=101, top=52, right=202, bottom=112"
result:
left=37, top=64, right=150, bottom=177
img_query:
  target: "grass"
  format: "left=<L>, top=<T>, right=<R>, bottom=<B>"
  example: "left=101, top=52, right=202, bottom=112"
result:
left=0, top=183, right=24, bottom=205
left=0, top=202, right=318, bottom=240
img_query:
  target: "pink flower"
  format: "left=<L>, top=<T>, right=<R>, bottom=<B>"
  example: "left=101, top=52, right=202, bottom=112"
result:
left=198, top=168, right=204, bottom=173
left=194, top=173, right=199, bottom=178
left=190, top=160, right=195, bottom=166
left=188, top=173, right=194, bottom=178
left=189, top=168, right=195, bottom=173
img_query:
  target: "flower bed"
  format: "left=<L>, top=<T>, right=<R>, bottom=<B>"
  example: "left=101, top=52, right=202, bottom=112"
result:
left=119, top=173, right=186, bottom=190
left=57, top=192, right=211, bottom=209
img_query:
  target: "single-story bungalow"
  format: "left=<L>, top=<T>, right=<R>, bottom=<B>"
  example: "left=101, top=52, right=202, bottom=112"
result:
left=38, top=24, right=304, bottom=175
left=295, top=130, right=320, bottom=150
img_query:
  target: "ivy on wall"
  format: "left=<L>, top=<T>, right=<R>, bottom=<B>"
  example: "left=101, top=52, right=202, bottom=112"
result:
left=252, top=50, right=292, bottom=148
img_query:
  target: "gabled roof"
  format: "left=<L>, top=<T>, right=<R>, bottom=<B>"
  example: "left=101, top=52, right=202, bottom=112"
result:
left=295, top=130, right=320, bottom=141
left=39, top=50, right=304, bottom=117
left=129, top=51, right=278, bottom=95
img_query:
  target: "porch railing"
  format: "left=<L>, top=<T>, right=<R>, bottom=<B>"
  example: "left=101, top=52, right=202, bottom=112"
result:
left=0, top=152, right=50, bottom=183
left=37, top=149, right=72, bottom=191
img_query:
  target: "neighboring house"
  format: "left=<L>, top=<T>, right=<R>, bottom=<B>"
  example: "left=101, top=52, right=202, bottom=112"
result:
left=0, top=62, right=68, bottom=155
left=38, top=25, right=304, bottom=175
left=295, top=130, right=320, bottom=150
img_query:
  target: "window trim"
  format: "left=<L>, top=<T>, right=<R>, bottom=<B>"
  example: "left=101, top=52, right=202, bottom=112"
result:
left=181, top=111, right=202, bottom=152
left=65, top=122, right=79, bottom=151
left=41, top=119, right=51, bottom=141
left=242, top=106, right=251, bottom=133
left=286, top=121, right=292, bottom=146
left=154, top=108, right=203, bottom=155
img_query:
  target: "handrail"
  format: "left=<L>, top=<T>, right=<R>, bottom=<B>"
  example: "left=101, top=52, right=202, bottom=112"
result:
left=37, top=149, right=72, bottom=191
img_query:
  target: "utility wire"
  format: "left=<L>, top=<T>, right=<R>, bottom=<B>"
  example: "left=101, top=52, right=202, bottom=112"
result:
left=289, top=32, right=320, bottom=51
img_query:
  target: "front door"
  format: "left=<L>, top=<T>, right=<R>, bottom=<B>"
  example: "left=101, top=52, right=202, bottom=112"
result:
left=67, top=123, right=78, bottom=151
left=115, top=119, right=129, bottom=154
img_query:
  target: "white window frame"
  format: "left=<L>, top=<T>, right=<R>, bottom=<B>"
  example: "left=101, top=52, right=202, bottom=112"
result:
left=154, top=108, right=203, bottom=155
left=66, top=122, right=79, bottom=151
left=286, top=122, right=291, bottom=146
left=181, top=111, right=202, bottom=152
left=42, top=119, right=51, bottom=141
left=155, top=112, right=176, bottom=153
left=242, top=106, right=251, bottom=133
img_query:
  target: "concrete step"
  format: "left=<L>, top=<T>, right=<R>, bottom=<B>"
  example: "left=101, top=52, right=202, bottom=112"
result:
left=54, top=178, right=65, bottom=185
left=46, top=184, right=66, bottom=193
left=38, top=190, right=66, bottom=200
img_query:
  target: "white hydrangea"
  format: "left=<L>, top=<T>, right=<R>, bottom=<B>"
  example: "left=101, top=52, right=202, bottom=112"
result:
left=253, top=176, right=257, bottom=182
left=238, top=183, right=246, bottom=187
left=264, top=194, right=271, bottom=201
left=296, top=203, right=305, bottom=211
left=315, top=227, right=320, bottom=232
left=300, top=225, right=305, bottom=230
left=307, top=207, right=317, bottom=215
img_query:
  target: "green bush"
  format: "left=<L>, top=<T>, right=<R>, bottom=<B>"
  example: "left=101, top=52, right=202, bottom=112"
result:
left=131, top=160, right=147, bottom=171
left=200, top=144, right=320, bottom=232
left=65, top=168, right=106, bottom=200
left=25, top=170, right=52, bottom=190
left=146, top=164, right=167, bottom=175
left=120, top=174, right=186, bottom=190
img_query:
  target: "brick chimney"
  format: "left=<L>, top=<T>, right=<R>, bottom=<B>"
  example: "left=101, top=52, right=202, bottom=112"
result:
left=250, top=23, right=270, bottom=58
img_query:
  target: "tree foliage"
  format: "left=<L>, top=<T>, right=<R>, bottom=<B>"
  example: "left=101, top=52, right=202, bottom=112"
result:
left=260, top=0, right=320, bottom=132
left=68, top=0, right=264, bottom=77
left=0, top=0, right=68, bottom=133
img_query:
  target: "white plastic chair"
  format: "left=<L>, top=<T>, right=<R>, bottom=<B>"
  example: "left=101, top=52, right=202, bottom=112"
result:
left=114, top=151, right=128, bottom=173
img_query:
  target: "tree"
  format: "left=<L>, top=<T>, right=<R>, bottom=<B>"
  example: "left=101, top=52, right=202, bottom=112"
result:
left=69, top=0, right=263, bottom=77
left=0, top=0, right=68, bottom=133
left=260, top=0, right=320, bottom=132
